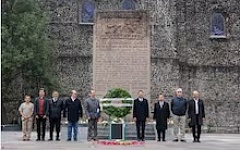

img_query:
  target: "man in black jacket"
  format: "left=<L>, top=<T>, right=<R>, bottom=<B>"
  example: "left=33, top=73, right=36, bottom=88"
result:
left=133, top=90, right=149, bottom=141
left=48, top=91, right=64, bottom=141
left=171, top=88, right=187, bottom=142
left=34, top=88, right=49, bottom=141
left=63, top=90, right=83, bottom=141
left=188, top=91, right=205, bottom=143
left=153, top=94, right=170, bottom=142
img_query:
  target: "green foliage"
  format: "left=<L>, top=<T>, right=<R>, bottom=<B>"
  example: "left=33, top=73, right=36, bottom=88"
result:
left=103, top=88, right=132, bottom=119
left=1, top=0, right=59, bottom=101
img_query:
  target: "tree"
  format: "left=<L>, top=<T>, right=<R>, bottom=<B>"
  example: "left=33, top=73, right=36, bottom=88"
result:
left=1, top=0, right=59, bottom=124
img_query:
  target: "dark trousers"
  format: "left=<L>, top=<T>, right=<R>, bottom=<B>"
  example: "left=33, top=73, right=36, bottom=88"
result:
left=157, top=129, right=166, bottom=141
left=36, top=116, right=46, bottom=139
left=136, top=120, right=146, bottom=140
left=192, top=125, right=201, bottom=140
left=192, top=114, right=202, bottom=140
left=49, top=117, right=61, bottom=139
left=87, top=119, right=98, bottom=140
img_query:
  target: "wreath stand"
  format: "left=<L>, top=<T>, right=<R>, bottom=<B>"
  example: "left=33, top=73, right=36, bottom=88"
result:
left=100, top=97, right=134, bottom=140
left=108, top=117, right=126, bottom=140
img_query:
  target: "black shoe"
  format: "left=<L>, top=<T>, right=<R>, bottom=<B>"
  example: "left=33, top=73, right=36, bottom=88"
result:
left=48, top=138, right=53, bottom=141
left=180, top=139, right=186, bottom=142
left=197, top=139, right=201, bottom=143
left=173, top=139, right=178, bottom=142
left=36, top=139, right=40, bottom=141
left=193, top=138, right=197, bottom=143
left=67, top=139, right=71, bottom=141
left=87, top=138, right=91, bottom=141
left=74, top=138, right=77, bottom=141
left=42, top=139, right=45, bottom=141
left=142, top=138, right=145, bottom=141
left=162, top=139, right=166, bottom=142
left=157, top=139, right=160, bottom=142
left=56, top=138, right=60, bottom=141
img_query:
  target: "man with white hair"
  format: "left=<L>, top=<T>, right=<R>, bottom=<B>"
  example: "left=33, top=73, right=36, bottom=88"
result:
left=171, top=88, right=188, bottom=142
left=63, top=90, right=83, bottom=141
left=188, top=91, right=205, bottom=143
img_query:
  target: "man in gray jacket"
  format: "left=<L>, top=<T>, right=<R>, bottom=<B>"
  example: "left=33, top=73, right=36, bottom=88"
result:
left=85, top=90, right=101, bottom=141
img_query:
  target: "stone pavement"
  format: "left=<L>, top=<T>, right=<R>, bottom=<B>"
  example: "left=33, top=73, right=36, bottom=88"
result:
left=1, top=131, right=240, bottom=150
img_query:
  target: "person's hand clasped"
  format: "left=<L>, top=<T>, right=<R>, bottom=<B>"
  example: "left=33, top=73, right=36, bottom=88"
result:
left=133, top=117, right=136, bottom=122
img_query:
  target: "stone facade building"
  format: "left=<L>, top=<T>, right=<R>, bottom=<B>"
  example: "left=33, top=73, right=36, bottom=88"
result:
left=41, top=0, right=240, bottom=131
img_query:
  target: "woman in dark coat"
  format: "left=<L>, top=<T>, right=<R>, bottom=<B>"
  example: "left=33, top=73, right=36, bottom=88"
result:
left=188, top=91, right=205, bottom=143
left=153, top=94, right=170, bottom=142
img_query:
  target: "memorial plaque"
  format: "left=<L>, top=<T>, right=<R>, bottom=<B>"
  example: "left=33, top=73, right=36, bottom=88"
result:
left=111, top=123, right=123, bottom=139
left=93, top=11, right=150, bottom=100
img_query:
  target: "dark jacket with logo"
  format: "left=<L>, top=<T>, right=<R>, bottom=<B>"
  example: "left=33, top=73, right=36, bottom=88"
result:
left=34, top=97, right=49, bottom=116
left=63, top=98, right=83, bottom=122
left=48, top=98, right=64, bottom=119
left=171, top=97, right=187, bottom=116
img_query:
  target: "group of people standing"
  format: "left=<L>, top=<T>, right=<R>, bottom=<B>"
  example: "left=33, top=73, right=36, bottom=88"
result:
left=133, top=88, right=205, bottom=143
left=18, top=88, right=100, bottom=141
left=19, top=87, right=205, bottom=143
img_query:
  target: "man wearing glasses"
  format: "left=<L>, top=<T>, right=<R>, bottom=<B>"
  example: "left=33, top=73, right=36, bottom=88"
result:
left=171, top=88, right=188, bottom=142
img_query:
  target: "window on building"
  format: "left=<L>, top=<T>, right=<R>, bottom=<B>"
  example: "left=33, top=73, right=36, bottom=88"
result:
left=80, top=0, right=95, bottom=24
left=121, top=0, right=136, bottom=10
left=211, top=12, right=226, bottom=37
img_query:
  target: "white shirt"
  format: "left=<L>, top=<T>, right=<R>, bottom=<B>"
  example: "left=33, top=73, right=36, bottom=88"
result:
left=71, top=97, right=76, bottom=102
left=159, top=101, right=164, bottom=108
left=138, top=98, right=143, bottom=102
left=194, top=99, right=199, bottom=114
left=52, top=98, right=58, bottom=102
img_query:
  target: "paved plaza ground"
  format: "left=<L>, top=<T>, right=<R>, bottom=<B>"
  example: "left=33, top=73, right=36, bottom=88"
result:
left=1, top=131, right=240, bottom=150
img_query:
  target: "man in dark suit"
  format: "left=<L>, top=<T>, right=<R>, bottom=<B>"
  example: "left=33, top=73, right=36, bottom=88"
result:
left=188, top=91, right=205, bottom=143
left=133, top=90, right=149, bottom=141
left=153, top=94, right=170, bottom=142
left=63, top=90, right=83, bottom=141
left=34, top=88, right=49, bottom=141
left=48, top=91, right=64, bottom=141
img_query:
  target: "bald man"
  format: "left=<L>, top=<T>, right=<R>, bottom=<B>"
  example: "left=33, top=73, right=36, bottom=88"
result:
left=63, top=90, right=83, bottom=141
left=188, top=91, right=205, bottom=143
left=171, top=88, right=187, bottom=142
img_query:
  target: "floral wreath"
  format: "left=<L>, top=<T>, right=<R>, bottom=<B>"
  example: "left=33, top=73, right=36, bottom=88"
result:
left=102, top=88, right=133, bottom=120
